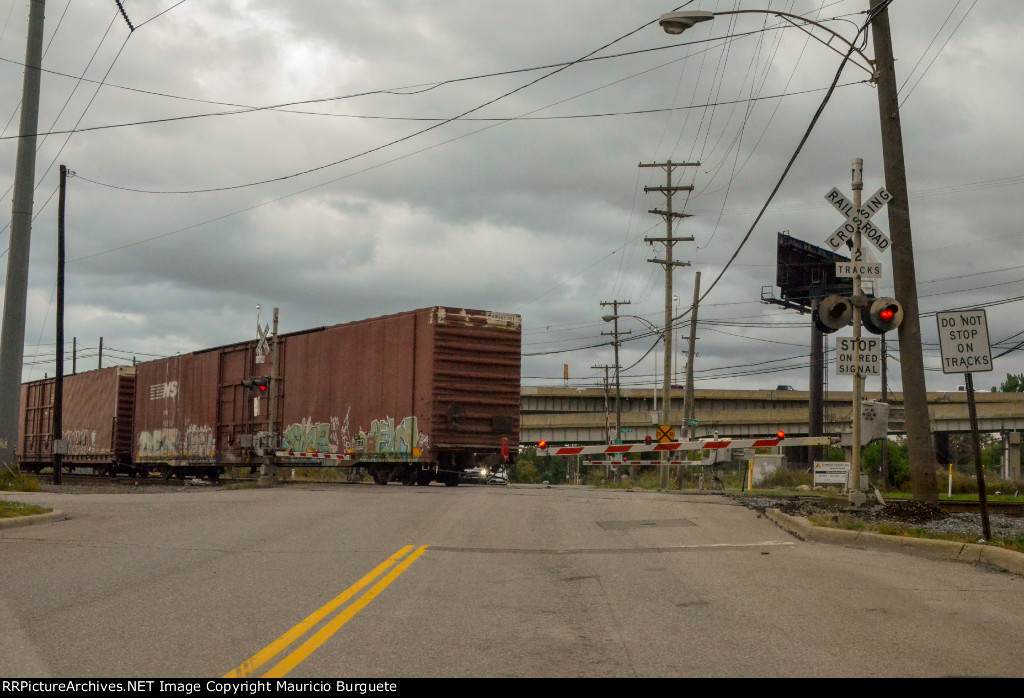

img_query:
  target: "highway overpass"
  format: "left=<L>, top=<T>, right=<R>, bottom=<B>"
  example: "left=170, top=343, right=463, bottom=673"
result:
left=521, top=386, right=1024, bottom=473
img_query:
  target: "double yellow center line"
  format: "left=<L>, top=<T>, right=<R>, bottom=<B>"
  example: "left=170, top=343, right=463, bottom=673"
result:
left=225, top=545, right=429, bottom=678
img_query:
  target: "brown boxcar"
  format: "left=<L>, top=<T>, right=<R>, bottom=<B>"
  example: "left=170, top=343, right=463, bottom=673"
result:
left=132, top=307, right=521, bottom=484
left=18, top=366, right=136, bottom=475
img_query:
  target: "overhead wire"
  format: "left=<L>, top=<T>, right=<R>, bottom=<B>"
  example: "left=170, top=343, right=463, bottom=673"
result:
left=683, top=0, right=895, bottom=320
left=71, top=4, right=706, bottom=196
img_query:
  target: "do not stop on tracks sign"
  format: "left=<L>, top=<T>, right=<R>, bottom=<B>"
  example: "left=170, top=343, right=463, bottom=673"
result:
left=937, top=310, right=992, bottom=374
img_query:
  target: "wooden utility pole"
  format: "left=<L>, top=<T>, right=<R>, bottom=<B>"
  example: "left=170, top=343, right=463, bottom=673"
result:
left=870, top=0, right=937, bottom=501
left=641, top=160, right=698, bottom=489
left=683, top=271, right=701, bottom=440
left=600, top=300, right=630, bottom=443
left=591, top=364, right=612, bottom=445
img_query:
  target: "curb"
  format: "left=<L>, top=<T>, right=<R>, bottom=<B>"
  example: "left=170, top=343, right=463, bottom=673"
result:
left=765, top=508, right=1024, bottom=577
left=0, top=510, right=68, bottom=530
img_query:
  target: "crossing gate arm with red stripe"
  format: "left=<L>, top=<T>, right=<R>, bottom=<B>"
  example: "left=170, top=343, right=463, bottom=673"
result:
left=537, top=436, right=833, bottom=458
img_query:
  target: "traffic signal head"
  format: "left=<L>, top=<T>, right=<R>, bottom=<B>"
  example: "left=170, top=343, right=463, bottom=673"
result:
left=863, top=297, right=904, bottom=334
left=242, top=376, right=270, bottom=392
left=645, top=436, right=652, bottom=445
left=813, top=295, right=853, bottom=334
left=537, top=440, right=548, bottom=449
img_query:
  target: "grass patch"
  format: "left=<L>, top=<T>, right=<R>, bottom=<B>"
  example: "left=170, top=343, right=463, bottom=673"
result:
left=808, top=513, right=868, bottom=531
left=0, top=501, right=50, bottom=518
left=807, top=513, right=1024, bottom=555
left=0, top=469, right=40, bottom=492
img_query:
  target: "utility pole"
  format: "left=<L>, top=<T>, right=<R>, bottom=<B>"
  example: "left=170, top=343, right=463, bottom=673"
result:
left=641, top=159, right=698, bottom=489
left=98, top=337, right=103, bottom=369
left=600, top=300, right=630, bottom=442
left=809, top=296, right=825, bottom=467
left=683, top=271, right=701, bottom=440
left=870, top=0, right=937, bottom=501
left=0, top=0, right=47, bottom=469
left=591, top=364, right=612, bottom=445
left=53, top=165, right=67, bottom=485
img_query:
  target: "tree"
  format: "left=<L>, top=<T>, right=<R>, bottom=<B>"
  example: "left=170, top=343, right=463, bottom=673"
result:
left=861, top=438, right=910, bottom=489
left=996, top=373, right=1024, bottom=392
left=512, top=446, right=567, bottom=484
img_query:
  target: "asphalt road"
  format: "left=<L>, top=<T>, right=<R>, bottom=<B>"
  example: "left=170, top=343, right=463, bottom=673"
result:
left=3, top=482, right=1023, bottom=678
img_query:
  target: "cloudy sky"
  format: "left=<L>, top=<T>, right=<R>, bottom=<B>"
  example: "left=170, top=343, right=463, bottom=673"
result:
left=1, top=0, right=1021, bottom=395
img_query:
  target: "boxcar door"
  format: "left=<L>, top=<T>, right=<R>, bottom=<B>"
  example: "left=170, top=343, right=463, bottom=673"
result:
left=217, top=346, right=258, bottom=460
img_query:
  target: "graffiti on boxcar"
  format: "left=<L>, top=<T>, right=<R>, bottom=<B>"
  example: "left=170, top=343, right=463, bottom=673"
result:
left=359, top=416, right=422, bottom=456
left=184, top=424, right=215, bottom=456
left=63, top=428, right=100, bottom=454
left=137, top=429, right=179, bottom=457
left=282, top=418, right=335, bottom=452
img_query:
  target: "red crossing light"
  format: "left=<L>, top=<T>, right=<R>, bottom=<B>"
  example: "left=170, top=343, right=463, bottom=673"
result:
left=777, top=430, right=786, bottom=439
left=538, top=440, right=548, bottom=449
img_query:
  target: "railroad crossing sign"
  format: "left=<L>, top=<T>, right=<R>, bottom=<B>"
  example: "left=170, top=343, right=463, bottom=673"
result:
left=937, top=310, right=992, bottom=374
left=836, top=336, right=881, bottom=376
left=823, top=186, right=892, bottom=254
left=255, top=322, right=271, bottom=363
left=656, top=424, right=675, bottom=443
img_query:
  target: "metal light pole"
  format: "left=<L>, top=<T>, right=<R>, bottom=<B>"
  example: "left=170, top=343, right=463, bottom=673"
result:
left=603, top=313, right=668, bottom=455
left=0, top=0, right=47, bottom=468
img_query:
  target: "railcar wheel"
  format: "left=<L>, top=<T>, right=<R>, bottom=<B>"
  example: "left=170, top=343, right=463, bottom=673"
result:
left=400, top=466, right=418, bottom=486
left=416, top=470, right=433, bottom=486
left=371, top=466, right=389, bottom=485
left=161, top=465, right=173, bottom=480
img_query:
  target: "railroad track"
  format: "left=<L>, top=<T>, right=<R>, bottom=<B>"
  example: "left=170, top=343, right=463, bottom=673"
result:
left=786, top=493, right=1024, bottom=517
left=930, top=499, right=1024, bottom=517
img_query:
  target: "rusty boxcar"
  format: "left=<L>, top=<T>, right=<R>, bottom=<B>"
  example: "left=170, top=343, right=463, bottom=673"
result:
left=17, top=366, right=137, bottom=475
left=133, top=307, right=521, bottom=484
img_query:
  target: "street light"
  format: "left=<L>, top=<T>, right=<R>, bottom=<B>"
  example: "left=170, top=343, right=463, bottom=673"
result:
left=659, top=10, right=875, bottom=76
left=602, top=313, right=670, bottom=437
left=658, top=10, right=713, bottom=34
left=657, top=4, right=936, bottom=501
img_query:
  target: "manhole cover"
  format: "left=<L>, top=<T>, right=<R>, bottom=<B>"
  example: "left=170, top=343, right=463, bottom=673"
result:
left=596, top=518, right=695, bottom=531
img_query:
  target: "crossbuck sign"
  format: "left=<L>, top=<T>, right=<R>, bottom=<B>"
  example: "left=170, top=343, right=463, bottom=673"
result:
left=255, top=322, right=271, bottom=364
left=823, top=186, right=892, bottom=255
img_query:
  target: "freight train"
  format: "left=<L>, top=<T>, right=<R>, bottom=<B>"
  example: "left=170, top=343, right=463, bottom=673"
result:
left=17, top=307, right=522, bottom=485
